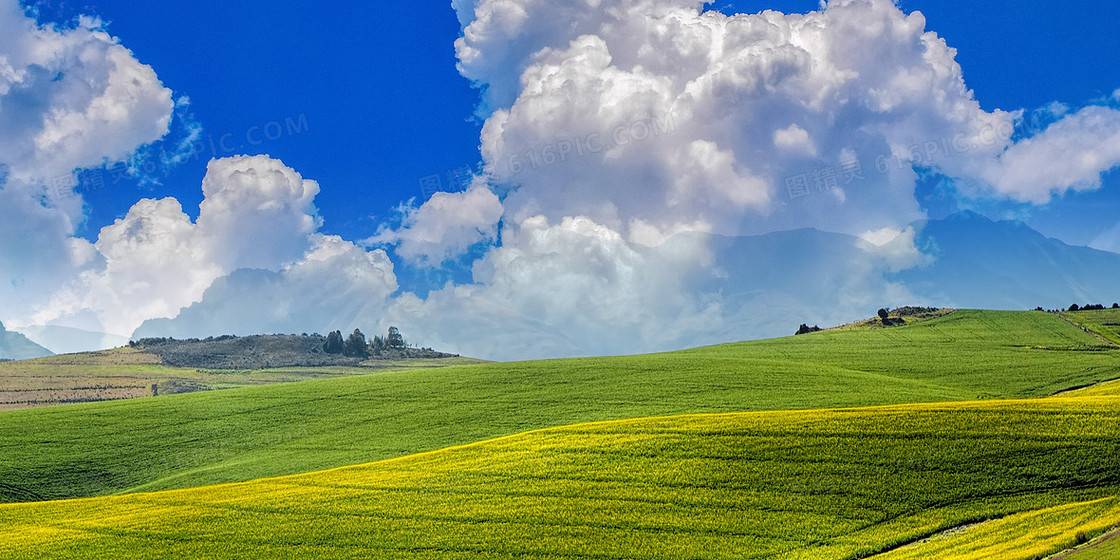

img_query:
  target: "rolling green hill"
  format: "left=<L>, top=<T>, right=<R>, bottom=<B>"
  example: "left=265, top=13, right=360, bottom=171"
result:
left=1, top=310, right=1118, bottom=505
left=2, top=397, right=1118, bottom=560
left=1061, top=308, right=1120, bottom=345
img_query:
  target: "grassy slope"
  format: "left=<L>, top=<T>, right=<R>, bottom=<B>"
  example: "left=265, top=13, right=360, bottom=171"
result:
left=1, top=397, right=1118, bottom=560
left=2, top=310, right=1119, bottom=504
left=1062, top=531, right=1120, bottom=560
left=695, top=310, right=1120, bottom=397
left=1060, top=309, right=1120, bottom=345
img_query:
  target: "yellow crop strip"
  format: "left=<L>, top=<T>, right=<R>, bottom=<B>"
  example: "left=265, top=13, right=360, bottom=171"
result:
left=871, top=497, right=1120, bottom=560
left=2, top=397, right=1119, bottom=559
left=1064, top=379, right=1120, bottom=397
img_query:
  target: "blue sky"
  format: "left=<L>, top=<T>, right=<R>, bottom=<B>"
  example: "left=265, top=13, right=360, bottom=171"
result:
left=30, top=0, right=1120, bottom=246
left=32, top=0, right=484, bottom=242
left=3, top=0, right=1119, bottom=358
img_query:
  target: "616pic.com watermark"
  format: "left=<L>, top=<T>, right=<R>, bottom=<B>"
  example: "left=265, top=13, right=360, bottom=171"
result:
left=45, top=114, right=311, bottom=200
left=505, top=114, right=678, bottom=176
left=189, top=113, right=310, bottom=161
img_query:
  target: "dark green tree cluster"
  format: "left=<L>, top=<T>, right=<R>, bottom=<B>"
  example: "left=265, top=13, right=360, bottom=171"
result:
left=368, top=327, right=407, bottom=355
left=323, top=331, right=345, bottom=354
left=369, top=335, right=387, bottom=354
left=324, top=327, right=408, bottom=357
left=387, top=326, right=405, bottom=349
left=344, top=330, right=368, bottom=357
left=1069, top=303, right=1109, bottom=312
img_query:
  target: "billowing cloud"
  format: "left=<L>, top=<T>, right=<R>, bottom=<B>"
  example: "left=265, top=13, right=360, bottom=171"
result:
left=195, top=155, right=322, bottom=271
left=454, top=0, right=1120, bottom=238
left=33, top=156, right=326, bottom=336
left=0, top=3, right=172, bottom=184
left=0, top=1, right=174, bottom=323
left=453, top=0, right=703, bottom=111
left=50, top=197, right=218, bottom=334
left=134, top=235, right=397, bottom=339
left=386, top=214, right=721, bottom=359
left=6, top=0, right=1120, bottom=362
left=464, top=0, right=1021, bottom=241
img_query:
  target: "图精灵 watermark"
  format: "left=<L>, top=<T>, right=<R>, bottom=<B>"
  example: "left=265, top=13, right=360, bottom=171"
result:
left=784, top=123, right=1015, bottom=202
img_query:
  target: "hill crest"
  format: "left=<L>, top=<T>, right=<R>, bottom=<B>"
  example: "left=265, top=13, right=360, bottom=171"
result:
left=133, top=333, right=459, bottom=369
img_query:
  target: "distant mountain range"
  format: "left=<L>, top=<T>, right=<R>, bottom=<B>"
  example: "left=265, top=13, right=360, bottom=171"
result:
left=892, top=211, right=1120, bottom=310
left=14, top=325, right=129, bottom=356
left=638, top=211, right=1120, bottom=350
left=113, top=211, right=1120, bottom=359
left=0, top=321, right=53, bottom=360
left=707, top=211, right=1120, bottom=338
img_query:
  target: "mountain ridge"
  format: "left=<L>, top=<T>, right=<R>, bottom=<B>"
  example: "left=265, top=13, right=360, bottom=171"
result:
left=895, top=211, right=1120, bottom=309
left=0, top=321, right=52, bottom=361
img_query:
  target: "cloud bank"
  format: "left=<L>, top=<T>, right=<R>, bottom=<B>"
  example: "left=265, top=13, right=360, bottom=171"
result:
left=0, top=1, right=173, bottom=323
left=38, top=156, right=338, bottom=336
left=371, top=0, right=1120, bottom=357
left=4, top=0, right=1120, bottom=360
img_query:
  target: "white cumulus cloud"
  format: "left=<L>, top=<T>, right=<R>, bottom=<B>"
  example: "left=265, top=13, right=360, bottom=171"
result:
left=966, top=105, right=1120, bottom=203
left=0, top=1, right=174, bottom=324
left=462, top=0, right=1036, bottom=242
left=0, top=3, right=172, bottom=184
left=133, top=235, right=398, bottom=339
left=369, top=180, right=503, bottom=267
left=386, top=214, right=719, bottom=360
left=34, top=156, right=326, bottom=336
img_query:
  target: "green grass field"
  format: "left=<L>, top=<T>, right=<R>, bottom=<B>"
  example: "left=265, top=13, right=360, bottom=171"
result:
left=1063, top=532, right=1120, bottom=559
left=2, top=309, right=1120, bottom=558
left=1, top=397, right=1118, bottom=559
left=1060, top=308, right=1120, bottom=345
left=2, top=310, right=1119, bottom=504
